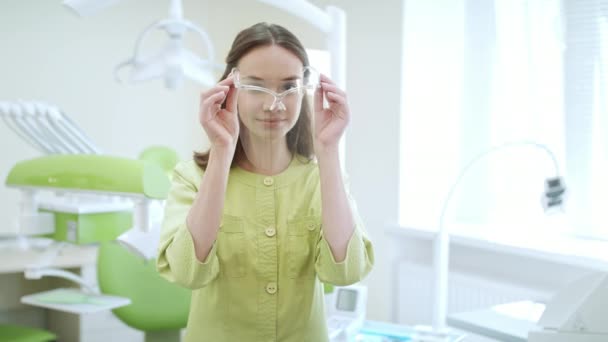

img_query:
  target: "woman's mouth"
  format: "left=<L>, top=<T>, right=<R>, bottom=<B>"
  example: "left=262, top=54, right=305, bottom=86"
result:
left=257, top=118, right=286, bottom=127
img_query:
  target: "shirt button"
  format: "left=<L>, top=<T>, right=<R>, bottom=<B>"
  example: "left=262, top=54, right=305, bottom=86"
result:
left=263, top=177, right=274, bottom=186
left=265, top=282, right=277, bottom=294
left=265, top=227, right=276, bottom=237
left=307, top=223, right=316, bottom=231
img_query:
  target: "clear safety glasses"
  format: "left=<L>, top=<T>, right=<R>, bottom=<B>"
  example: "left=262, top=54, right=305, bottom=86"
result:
left=232, top=66, right=320, bottom=111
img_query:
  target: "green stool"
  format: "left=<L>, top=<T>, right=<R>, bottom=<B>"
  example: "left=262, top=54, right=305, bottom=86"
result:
left=0, top=324, right=56, bottom=342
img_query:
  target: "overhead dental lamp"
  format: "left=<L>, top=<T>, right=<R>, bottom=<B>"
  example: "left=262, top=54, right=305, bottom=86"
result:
left=64, top=0, right=222, bottom=89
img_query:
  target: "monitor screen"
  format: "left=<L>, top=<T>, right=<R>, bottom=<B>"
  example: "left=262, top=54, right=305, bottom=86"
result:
left=336, top=289, right=358, bottom=312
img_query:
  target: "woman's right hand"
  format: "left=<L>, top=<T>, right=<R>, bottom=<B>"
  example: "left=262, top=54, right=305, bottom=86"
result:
left=199, top=76, right=239, bottom=152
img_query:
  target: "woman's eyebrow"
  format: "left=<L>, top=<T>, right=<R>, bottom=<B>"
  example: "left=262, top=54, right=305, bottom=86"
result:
left=243, top=75, right=263, bottom=81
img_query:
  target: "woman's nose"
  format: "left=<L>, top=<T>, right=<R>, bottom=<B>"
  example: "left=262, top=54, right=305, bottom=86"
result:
left=264, top=95, right=286, bottom=112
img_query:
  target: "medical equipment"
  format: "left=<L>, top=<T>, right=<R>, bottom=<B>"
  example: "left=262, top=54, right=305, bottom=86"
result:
left=64, top=0, right=222, bottom=89
left=0, top=100, right=100, bottom=155
left=528, top=272, right=608, bottom=342
left=63, top=0, right=344, bottom=87
left=327, top=285, right=368, bottom=341
left=447, top=272, right=608, bottom=342
left=3, top=139, right=176, bottom=318
left=114, top=0, right=221, bottom=89
left=5, top=154, right=170, bottom=243
left=432, top=141, right=566, bottom=335
left=18, top=244, right=132, bottom=315
left=4, top=154, right=172, bottom=314
left=2, top=100, right=172, bottom=258
left=1, top=100, right=104, bottom=239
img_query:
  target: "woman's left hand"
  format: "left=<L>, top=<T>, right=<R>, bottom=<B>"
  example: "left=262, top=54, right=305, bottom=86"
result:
left=314, top=74, right=350, bottom=153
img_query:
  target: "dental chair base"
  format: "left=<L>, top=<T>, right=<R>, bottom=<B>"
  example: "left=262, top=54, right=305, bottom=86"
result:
left=144, top=330, right=181, bottom=342
left=41, top=206, right=132, bottom=244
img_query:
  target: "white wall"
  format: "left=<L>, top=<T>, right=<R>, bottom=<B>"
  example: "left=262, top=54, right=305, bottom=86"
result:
left=0, top=0, right=403, bottom=323
left=0, top=0, right=327, bottom=233
left=332, top=0, right=403, bottom=322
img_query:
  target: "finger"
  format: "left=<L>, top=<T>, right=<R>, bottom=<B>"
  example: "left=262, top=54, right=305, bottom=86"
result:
left=218, top=75, right=235, bottom=87
left=202, top=91, right=227, bottom=117
left=201, top=85, right=229, bottom=101
left=319, top=73, right=332, bottom=82
left=225, top=85, right=239, bottom=113
left=200, top=75, right=233, bottom=98
left=208, top=90, right=227, bottom=106
left=319, top=73, right=338, bottom=86
left=325, top=91, right=347, bottom=107
left=321, top=81, right=346, bottom=97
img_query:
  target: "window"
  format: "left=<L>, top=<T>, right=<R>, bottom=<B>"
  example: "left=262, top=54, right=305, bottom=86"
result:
left=400, top=0, right=608, bottom=243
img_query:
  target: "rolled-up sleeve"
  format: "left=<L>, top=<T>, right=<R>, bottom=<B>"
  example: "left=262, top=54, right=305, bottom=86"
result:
left=156, top=164, right=219, bottom=289
left=315, top=190, right=374, bottom=286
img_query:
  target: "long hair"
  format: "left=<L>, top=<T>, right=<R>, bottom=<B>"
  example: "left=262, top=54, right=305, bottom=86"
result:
left=193, top=22, right=315, bottom=170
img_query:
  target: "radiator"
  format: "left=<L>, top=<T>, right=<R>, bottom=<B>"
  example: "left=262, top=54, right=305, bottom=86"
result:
left=394, top=262, right=551, bottom=325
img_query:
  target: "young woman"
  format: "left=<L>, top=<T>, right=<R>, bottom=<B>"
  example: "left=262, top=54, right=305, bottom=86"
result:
left=157, top=22, right=374, bottom=342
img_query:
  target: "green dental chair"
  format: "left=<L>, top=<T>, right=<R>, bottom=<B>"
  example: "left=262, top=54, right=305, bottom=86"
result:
left=0, top=324, right=56, bottom=342
left=97, top=146, right=190, bottom=342
left=97, top=241, right=190, bottom=342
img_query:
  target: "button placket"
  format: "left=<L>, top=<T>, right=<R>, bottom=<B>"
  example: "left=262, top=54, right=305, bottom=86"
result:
left=255, top=181, right=278, bottom=341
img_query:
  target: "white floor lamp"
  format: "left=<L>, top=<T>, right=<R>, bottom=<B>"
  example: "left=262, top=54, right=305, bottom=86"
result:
left=432, top=141, right=567, bottom=334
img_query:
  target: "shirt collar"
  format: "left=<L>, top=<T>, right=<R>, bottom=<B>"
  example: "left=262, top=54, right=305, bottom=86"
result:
left=230, top=154, right=315, bottom=188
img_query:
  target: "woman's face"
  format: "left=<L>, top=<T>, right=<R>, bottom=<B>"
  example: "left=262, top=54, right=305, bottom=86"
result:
left=235, top=45, right=305, bottom=142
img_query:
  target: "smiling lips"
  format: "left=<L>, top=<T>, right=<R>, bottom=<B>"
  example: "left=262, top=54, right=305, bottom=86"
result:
left=258, top=118, right=286, bottom=125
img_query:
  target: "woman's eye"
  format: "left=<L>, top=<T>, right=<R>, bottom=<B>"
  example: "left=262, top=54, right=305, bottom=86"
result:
left=281, top=83, right=298, bottom=91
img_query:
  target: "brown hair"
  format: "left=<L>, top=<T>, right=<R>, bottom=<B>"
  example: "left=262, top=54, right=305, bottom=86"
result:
left=193, top=22, right=315, bottom=170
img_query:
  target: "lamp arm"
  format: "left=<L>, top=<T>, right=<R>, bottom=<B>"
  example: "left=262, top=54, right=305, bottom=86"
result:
left=168, top=0, right=183, bottom=20
left=182, top=20, right=216, bottom=62
left=131, top=20, right=167, bottom=63
left=113, top=20, right=164, bottom=83
left=432, top=141, right=561, bottom=332
left=439, top=141, right=560, bottom=233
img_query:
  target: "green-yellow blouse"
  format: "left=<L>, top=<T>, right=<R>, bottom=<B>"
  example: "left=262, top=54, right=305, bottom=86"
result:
left=157, top=156, right=374, bottom=342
